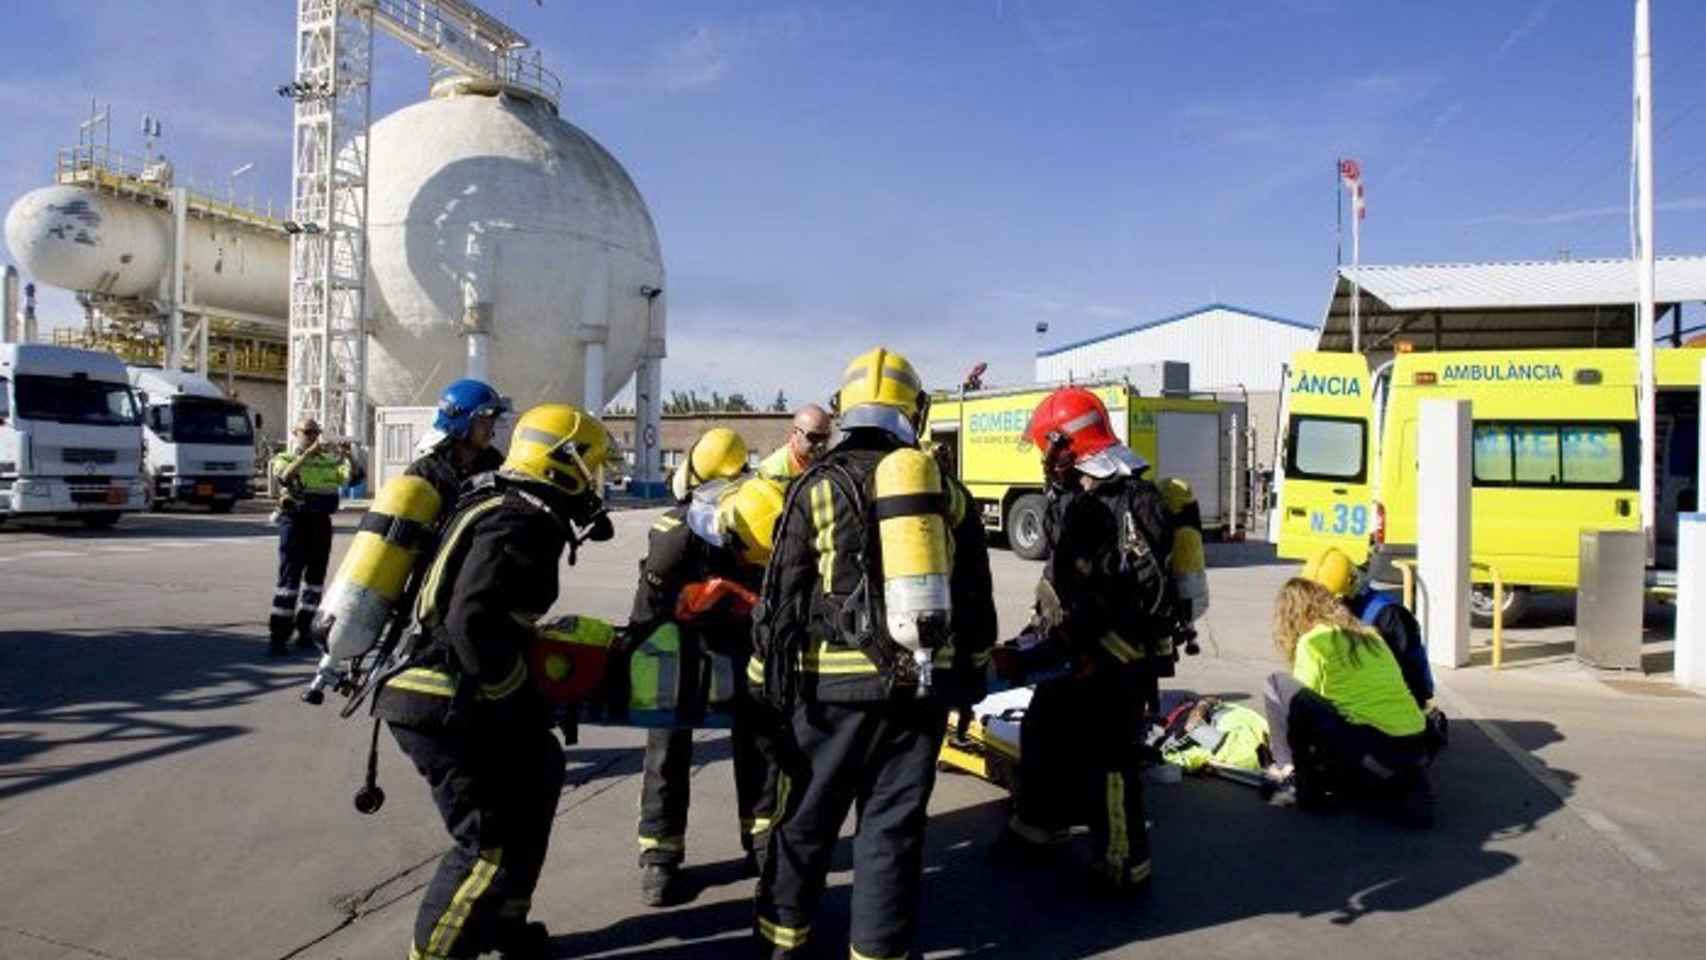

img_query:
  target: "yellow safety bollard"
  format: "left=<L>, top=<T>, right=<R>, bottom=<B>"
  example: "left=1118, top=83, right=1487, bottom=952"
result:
left=1393, top=559, right=1417, bottom=611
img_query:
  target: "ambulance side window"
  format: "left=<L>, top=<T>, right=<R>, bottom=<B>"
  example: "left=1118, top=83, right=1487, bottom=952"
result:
left=1287, top=415, right=1367, bottom=483
left=1472, top=421, right=1635, bottom=490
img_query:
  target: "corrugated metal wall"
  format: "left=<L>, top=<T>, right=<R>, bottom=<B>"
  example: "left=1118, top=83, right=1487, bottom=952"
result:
left=1035, top=307, right=1318, bottom=392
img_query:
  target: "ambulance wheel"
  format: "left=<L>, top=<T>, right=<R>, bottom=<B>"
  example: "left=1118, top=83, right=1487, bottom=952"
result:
left=1007, top=494, right=1050, bottom=561
left=1470, top=584, right=1527, bottom=628
left=81, top=512, right=120, bottom=530
left=209, top=499, right=235, bottom=514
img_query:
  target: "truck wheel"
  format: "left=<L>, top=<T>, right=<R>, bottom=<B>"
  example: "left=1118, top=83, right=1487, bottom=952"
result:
left=209, top=499, right=236, bottom=514
left=1470, top=584, right=1528, bottom=628
left=1006, top=494, right=1050, bottom=561
left=81, top=512, right=121, bottom=530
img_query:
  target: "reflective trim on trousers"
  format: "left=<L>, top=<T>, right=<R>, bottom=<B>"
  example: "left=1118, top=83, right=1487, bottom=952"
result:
left=423, top=847, right=502, bottom=958
left=757, top=916, right=811, bottom=950
left=1105, top=772, right=1130, bottom=872
left=851, top=946, right=907, bottom=960
left=637, top=835, right=684, bottom=853
left=478, top=657, right=529, bottom=701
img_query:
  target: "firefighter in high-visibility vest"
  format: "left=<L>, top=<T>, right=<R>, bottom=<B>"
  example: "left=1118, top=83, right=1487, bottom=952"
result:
left=267, top=416, right=353, bottom=656
left=371, top=403, right=616, bottom=960
left=631, top=475, right=787, bottom=907
left=756, top=403, right=832, bottom=485
left=749, top=347, right=997, bottom=960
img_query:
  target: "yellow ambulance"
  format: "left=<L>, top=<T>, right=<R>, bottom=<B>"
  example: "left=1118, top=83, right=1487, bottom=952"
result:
left=1274, top=347, right=1703, bottom=623
left=929, top=381, right=1232, bottom=559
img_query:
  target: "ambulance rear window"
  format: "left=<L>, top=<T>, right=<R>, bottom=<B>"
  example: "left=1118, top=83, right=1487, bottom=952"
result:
left=1287, top=415, right=1367, bottom=483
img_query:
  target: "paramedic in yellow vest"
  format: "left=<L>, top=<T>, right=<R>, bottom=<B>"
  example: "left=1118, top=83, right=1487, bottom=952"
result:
left=756, top=403, right=831, bottom=485
left=631, top=476, right=787, bottom=907
left=372, top=404, right=617, bottom=959
left=267, top=416, right=352, bottom=656
left=1264, top=577, right=1434, bottom=828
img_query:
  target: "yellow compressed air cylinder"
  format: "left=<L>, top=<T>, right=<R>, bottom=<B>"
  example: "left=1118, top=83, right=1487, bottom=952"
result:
left=315, top=475, right=443, bottom=662
left=874, top=449, right=953, bottom=665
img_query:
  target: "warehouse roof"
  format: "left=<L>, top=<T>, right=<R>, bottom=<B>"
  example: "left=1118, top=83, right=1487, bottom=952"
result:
left=1037, top=302, right=1314, bottom=357
left=1320, top=255, right=1706, bottom=352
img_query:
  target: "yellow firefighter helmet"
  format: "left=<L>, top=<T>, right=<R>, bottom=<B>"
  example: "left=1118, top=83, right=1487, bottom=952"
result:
left=502, top=403, right=614, bottom=496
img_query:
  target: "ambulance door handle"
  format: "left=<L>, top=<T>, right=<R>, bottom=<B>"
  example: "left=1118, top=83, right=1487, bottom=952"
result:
left=1616, top=499, right=1632, bottom=518
left=1331, top=487, right=1349, bottom=495
left=1288, top=507, right=1305, bottom=518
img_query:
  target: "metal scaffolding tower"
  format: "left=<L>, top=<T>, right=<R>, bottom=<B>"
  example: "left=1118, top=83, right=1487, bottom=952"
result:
left=288, top=0, right=372, bottom=439
left=285, top=0, right=542, bottom=441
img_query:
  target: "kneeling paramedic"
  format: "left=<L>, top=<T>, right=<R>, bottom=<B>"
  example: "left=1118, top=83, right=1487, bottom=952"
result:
left=997, top=386, right=1202, bottom=896
left=408, top=378, right=510, bottom=507
left=632, top=475, right=788, bottom=906
left=1303, top=547, right=1434, bottom=709
left=751, top=347, right=997, bottom=959
left=372, top=404, right=617, bottom=959
left=268, top=417, right=353, bottom=655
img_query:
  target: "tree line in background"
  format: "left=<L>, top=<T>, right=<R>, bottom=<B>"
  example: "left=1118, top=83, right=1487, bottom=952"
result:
left=607, top=389, right=789, bottom=417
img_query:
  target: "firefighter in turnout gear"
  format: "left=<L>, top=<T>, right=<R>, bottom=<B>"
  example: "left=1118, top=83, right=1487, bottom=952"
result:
left=632, top=475, right=788, bottom=907
left=407, top=378, right=510, bottom=508
left=998, top=385, right=1186, bottom=897
left=671, top=426, right=751, bottom=502
left=751, top=347, right=998, bottom=960
left=372, top=403, right=616, bottom=960
left=268, top=416, right=352, bottom=655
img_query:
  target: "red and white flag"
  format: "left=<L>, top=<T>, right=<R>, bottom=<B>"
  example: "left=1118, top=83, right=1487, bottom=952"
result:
left=1339, top=158, right=1366, bottom=220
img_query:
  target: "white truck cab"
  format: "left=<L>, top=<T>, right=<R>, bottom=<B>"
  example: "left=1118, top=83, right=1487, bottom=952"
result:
left=127, top=367, right=256, bottom=512
left=0, top=344, right=147, bottom=527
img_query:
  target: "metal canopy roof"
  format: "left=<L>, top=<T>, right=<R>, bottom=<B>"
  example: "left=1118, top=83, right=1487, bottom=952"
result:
left=1319, top=255, right=1706, bottom=353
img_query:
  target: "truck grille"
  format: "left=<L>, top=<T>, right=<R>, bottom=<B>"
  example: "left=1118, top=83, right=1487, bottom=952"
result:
left=62, top=447, right=118, bottom=465
left=200, top=461, right=239, bottom=473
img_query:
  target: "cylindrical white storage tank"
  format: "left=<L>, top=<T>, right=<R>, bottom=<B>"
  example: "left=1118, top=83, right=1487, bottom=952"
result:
left=3, top=185, right=288, bottom=317
left=364, top=88, right=664, bottom=412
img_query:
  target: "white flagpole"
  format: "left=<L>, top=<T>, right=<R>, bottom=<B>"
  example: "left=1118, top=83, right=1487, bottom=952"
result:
left=1635, top=0, right=1657, bottom=557
left=1350, top=181, right=1362, bottom=354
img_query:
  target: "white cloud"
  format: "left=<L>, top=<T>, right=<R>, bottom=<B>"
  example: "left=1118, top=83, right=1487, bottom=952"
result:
left=1464, top=195, right=1706, bottom=227
left=578, top=9, right=811, bottom=94
left=1495, top=1, right=1555, bottom=61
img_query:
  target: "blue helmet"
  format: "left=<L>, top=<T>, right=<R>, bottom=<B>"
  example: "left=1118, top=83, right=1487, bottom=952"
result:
left=434, top=379, right=509, bottom=439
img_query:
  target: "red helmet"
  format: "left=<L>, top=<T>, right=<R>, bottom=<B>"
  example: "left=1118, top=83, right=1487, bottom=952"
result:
left=1023, top=387, right=1147, bottom=479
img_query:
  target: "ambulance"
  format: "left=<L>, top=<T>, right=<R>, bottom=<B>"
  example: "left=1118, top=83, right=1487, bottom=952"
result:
left=929, top=380, right=1239, bottom=559
left=1274, top=347, right=1703, bottom=623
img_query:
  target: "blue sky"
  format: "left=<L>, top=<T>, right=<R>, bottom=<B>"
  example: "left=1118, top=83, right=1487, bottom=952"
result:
left=3, top=0, right=1704, bottom=405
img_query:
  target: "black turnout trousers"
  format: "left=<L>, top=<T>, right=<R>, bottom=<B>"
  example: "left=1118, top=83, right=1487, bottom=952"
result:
left=755, top=698, right=948, bottom=960
left=1015, top=668, right=1153, bottom=888
left=389, top=720, right=565, bottom=959
left=637, top=679, right=782, bottom=866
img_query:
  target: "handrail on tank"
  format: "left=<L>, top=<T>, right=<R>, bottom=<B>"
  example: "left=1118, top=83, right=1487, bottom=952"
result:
left=1393, top=557, right=1505, bottom=670
left=53, top=144, right=283, bottom=227
left=427, top=58, right=562, bottom=112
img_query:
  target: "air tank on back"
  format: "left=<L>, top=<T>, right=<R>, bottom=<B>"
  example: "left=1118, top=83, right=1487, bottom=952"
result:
left=364, top=75, right=664, bottom=412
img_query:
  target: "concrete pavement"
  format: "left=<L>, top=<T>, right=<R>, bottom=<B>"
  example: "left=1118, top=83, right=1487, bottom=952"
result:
left=1, top=510, right=1702, bottom=959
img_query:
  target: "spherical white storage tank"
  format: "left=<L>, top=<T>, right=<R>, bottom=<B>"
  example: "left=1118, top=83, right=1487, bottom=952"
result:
left=364, top=89, right=664, bottom=410
left=3, top=185, right=288, bottom=317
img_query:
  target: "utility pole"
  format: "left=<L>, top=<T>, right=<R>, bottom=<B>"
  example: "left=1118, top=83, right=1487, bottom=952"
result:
left=1634, top=0, right=1657, bottom=558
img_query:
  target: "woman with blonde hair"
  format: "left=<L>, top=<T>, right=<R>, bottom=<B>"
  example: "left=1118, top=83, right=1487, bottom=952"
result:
left=1263, top=578, right=1434, bottom=827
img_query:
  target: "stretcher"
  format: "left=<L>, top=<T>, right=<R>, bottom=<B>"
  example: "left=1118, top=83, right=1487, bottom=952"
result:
left=938, top=687, right=1031, bottom=789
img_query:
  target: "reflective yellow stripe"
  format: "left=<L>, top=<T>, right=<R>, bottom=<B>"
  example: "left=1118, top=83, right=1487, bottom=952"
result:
left=801, top=643, right=878, bottom=675
left=810, top=480, right=835, bottom=594
left=638, top=835, right=684, bottom=852
left=851, top=947, right=905, bottom=960
left=390, top=668, right=456, bottom=698
left=971, top=649, right=993, bottom=667
left=425, top=847, right=502, bottom=957
left=652, top=515, right=682, bottom=532
left=1105, top=773, right=1129, bottom=872
left=1128, top=858, right=1152, bottom=885
left=757, top=916, right=810, bottom=949
left=743, top=815, right=773, bottom=836
left=478, top=657, right=528, bottom=701
left=774, top=772, right=793, bottom=830
left=931, top=643, right=956, bottom=668
left=417, top=497, right=505, bottom=625
left=1100, top=632, right=1141, bottom=663
left=746, top=654, right=766, bottom=687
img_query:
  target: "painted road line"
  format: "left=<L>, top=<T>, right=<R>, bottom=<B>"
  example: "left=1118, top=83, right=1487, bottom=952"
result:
left=96, top=545, right=151, bottom=553
left=18, top=550, right=83, bottom=560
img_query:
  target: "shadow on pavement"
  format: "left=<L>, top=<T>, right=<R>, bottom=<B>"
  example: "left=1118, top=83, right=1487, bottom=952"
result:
left=544, top=717, right=1573, bottom=958
left=0, top=624, right=298, bottom=801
